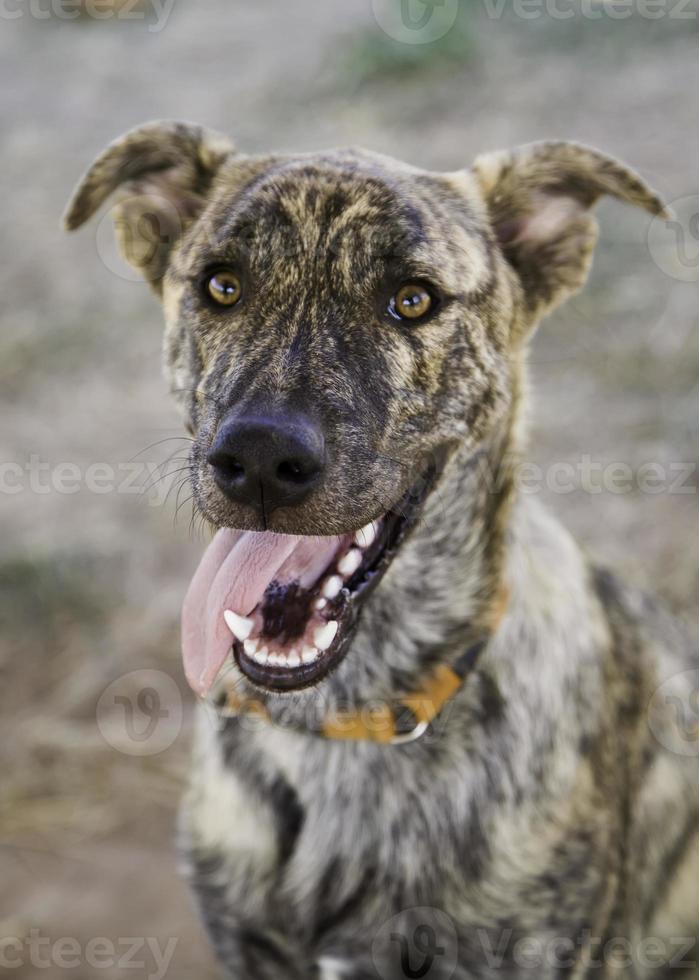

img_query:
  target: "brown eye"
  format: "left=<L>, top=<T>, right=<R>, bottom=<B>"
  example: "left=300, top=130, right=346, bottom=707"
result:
left=389, top=283, right=434, bottom=321
left=206, top=269, right=242, bottom=307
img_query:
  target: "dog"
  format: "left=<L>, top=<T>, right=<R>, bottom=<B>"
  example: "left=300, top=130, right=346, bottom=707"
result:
left=65, top=122, right=699, bottom=979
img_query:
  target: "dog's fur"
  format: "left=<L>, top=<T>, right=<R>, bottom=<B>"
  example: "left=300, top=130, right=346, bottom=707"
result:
left=66, top=122, right=699, bottom=979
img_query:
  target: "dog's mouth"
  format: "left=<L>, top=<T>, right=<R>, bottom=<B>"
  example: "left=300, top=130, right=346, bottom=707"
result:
left=181, top=462, right=439, bottom=695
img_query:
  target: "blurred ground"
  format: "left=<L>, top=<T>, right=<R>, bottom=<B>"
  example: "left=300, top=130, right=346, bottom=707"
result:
left=0, top=1, right=697, bottom=977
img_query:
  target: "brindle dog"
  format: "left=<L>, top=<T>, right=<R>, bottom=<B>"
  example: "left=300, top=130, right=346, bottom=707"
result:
left=65, top=122, right=699, bottom=979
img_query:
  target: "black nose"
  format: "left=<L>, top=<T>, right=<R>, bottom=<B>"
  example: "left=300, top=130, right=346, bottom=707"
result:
left=207, top=412, right=326, bottom=514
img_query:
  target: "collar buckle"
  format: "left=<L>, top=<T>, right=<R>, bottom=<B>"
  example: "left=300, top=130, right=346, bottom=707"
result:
left=389, top=719, right=430, bottom=745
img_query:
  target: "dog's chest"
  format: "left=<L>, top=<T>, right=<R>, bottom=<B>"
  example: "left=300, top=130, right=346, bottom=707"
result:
left=185, top=695, right=627, bottom=973
left=187, top=714, right=476, bottom=921
left=223, top=718, right=529, bottom=915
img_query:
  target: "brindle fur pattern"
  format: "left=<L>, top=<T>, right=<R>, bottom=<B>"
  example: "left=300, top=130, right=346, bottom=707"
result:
left=66, top=122, right=698, bottom=978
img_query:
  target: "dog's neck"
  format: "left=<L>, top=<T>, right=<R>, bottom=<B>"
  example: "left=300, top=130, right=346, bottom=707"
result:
left=343, top=370, right=524, bottom=702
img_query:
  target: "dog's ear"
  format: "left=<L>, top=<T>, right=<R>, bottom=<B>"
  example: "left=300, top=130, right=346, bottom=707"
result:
left=471, top=141, right=668, bottom=334
left=63, top=120, right=234, bottom=292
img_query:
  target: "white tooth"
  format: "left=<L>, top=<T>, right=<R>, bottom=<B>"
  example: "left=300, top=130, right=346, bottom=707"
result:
left=254, top=648, right=269, bottom=665
left=315, top=597, right=328, bottom=610
left=322, top=575, right=343, bottom=599
left=354, top=521, right=377, bottom=549
left=288, top=650, right=301, bottom=668
left=314, top=620, right=338, bottom=651
left=224, top=609, right=254, bottom=642
left=337, top=548, right=362, bottom=578
left=269, top=652, right=283, bottom=667
left=243, top=638, right=258, bottom=657
left=302, top=646, right=319, bottom=664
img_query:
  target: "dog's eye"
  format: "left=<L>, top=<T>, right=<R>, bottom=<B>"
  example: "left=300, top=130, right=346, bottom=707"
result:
left=205, top=269, right=242, bottom=307
left=388, top=283, right=434, bottom=322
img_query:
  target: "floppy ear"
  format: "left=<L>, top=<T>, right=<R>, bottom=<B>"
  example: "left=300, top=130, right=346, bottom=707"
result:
left=472, top=141, right=668, bottom=333
left=63, top=120, right=234, bottom=292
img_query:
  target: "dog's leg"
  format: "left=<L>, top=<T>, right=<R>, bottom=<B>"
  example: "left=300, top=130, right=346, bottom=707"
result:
left=198, top=914, right=310, bottom=979
left=181, top=710, right=312, bottom=978
left=186, top=833, right=313, bottom=979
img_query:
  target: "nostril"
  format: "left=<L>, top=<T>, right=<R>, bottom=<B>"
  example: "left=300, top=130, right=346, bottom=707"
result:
left=276, top=459, right=313, bottom=486
left=222, top=458, right=245, bottom=480
left=208, top=452, right=246, bottom=482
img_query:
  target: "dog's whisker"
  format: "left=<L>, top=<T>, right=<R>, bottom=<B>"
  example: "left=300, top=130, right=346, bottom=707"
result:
left=138, top=465, right=192, bottom=498
left=173, top=493, right=195, bottom=526
left=127, top=435, right=194, bottom=464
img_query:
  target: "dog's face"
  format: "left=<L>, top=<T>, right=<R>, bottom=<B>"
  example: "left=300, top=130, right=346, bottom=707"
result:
left=66, top=123, right=664, bottom=694
left=165, top=151, right=515, bottom=538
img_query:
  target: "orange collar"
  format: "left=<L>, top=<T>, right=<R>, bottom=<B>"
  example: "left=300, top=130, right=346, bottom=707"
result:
left=220, top=637, right=489, bottom=745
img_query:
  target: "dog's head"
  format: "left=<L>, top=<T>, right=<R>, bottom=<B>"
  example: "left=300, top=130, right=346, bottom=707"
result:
left=66, top=121, right=665, bottom=696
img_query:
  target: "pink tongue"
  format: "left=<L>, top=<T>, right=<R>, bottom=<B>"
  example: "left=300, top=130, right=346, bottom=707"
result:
left=181, top=528, right=345, bottom=695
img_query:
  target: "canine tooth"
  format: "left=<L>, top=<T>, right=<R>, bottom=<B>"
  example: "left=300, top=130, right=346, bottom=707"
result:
left=288, top=650, right=301, bottom=668
left=243, top=638, right=258, bottom=657
left=315, top=597, right=328, bottom=610
left=337, top=548, right=362, bottom=578
left=224, top=610, right=254, bottom=642
left=322, top=575, right=343, bottom=599
left=301, top=646, right=319, bottom=664
left=254, top=648, right=269, bottom=665
left=354, top=521, right=377, bottom=548
left=314, top=620, right=338, bottom=651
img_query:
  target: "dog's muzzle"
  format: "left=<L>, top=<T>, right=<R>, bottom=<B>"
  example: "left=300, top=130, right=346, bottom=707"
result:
left=181, top=456, right=442, bottom=697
